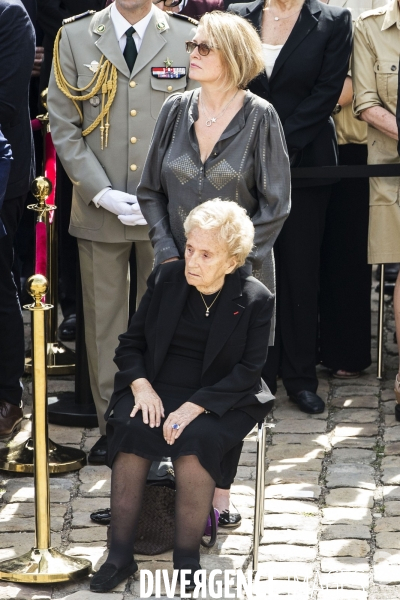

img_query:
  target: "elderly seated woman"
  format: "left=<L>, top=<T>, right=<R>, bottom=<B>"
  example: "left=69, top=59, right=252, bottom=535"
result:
left=90, top=199, right=275, bottom=593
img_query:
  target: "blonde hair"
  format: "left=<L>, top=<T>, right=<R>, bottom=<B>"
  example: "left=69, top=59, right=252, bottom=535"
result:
left=184, top=199, right=254, bottom=268
left=199, top=11, right=265, bottom=90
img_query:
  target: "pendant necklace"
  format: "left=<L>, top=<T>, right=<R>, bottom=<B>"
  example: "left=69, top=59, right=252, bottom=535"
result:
left=199, top=288, right=222, bottom=317
left=200, top=90, right=239, bottom=127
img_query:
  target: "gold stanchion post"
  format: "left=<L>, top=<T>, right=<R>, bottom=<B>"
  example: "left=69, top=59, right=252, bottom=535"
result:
left=24, top=101, right=75, bottom=375
left=0, top=275, right=91, bottom=582
left=0, top=177, right=86, bottom=474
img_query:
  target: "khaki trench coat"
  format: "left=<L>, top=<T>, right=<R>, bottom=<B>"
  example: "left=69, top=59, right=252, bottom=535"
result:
left=352, top=0, right=400, bottom=263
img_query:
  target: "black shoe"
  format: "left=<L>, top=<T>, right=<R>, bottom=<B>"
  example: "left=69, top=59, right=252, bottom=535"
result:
left=179, top=563, right=201, bottom=592
left=90, top=560, right=138, bottom=592
left=395, top=404, right=400, bottom=422
left=90, top=507, right=111, bottom=525
left=88, top=435, right=108, bottom=465
left=58, top=314, right=76, bottom=341
left=289, top=391, right=325, bottom=414
left=218, top=507, right=241, bottom=528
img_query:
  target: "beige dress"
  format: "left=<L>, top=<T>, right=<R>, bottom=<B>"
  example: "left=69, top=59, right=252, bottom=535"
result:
left=352, top=0, right=400, bottom=264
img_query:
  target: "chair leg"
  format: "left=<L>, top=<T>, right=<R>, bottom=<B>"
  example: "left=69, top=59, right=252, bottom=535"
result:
left=253, top=421, right=265, bottom=571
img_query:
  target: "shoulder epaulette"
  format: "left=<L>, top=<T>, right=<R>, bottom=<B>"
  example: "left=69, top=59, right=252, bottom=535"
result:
left=62, top=10, right=96, bottom=25
left=359, top=6, right=386, bottom=19
left=167, top=11, right=199, bottom=26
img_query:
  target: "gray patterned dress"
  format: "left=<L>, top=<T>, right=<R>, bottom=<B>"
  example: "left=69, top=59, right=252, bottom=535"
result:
left=137, top=88, right=291, bottom=335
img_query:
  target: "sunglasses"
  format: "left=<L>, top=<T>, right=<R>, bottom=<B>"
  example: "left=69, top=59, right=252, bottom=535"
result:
left=153, top=0, right=181, bottom=7
left=185, top=41, right=216, bottom=56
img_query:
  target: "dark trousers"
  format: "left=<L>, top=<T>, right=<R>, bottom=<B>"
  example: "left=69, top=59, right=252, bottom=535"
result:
left=319, top=144, right=372, bottom=372
left=263, top=185, right=332, bottom=395
left=0, top=195, right=26, bottom=406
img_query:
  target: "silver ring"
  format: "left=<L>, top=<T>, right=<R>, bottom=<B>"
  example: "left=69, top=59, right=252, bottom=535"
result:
left=172, top=423, right=180, bottom=430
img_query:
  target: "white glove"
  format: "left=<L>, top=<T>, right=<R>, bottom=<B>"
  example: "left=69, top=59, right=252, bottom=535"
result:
left=118, top=203, right=147, bottom=226
left=97, top=189, right=138, bottom=216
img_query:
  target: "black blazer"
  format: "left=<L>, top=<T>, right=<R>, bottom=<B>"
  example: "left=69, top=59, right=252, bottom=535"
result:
left=105, top=261, right=275, bottom=422
left=0, top=0, right=35, bottom=200
left=229, top=0, right=352, bottom=187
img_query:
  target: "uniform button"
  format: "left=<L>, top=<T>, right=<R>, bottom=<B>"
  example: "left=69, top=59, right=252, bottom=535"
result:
left=130, top=164, right=137, bottom=171
left=130, top=137, right=137, bottom=144
left=391, top=65, right=397, bottom=71
left=167, top=85, right=173, bottom=92
left=130, top=109, right=137, bottom=116
left=129, top=81, right=136, bottom=88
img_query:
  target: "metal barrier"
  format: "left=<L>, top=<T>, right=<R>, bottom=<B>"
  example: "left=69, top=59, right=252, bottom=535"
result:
left=291, top=161, right=400, bottom=379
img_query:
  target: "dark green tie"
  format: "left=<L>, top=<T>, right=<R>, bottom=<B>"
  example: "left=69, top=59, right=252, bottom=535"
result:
left=124, top=26, right=137, bottom=72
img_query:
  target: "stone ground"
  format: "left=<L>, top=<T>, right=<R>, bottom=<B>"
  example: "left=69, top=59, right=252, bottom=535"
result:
left=0, top=282, right=399, bottom=599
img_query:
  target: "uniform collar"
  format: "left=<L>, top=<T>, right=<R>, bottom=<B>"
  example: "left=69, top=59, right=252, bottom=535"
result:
left=382, top=0, right=400, bottom=30
left=110, top=2, right=154, bottom=43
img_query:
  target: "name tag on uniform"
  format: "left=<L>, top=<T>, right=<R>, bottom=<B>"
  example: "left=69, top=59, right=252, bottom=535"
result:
left=151, top=67, right=186, bottom=79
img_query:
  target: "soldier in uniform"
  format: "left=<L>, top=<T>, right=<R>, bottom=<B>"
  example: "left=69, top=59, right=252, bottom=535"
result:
left=352, top=0, right=400, bottom=403
left=47, top=0, right=197, bottom=459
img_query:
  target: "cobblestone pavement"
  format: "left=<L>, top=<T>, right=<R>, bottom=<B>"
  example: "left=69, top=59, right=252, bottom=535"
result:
left=0, top=286, right=399, bottom=599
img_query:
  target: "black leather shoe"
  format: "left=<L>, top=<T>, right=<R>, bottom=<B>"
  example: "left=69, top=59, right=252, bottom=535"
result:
left=88, top=435, right=108, bottom=465
left=395, top=404, right=400, bottom=422
left=90, top=560, right=138, bottom=592
left=58, top=314, right=76, bottom=341
left=90, top=507, right=111, bottom=525
left=179, top=563, right=201, bottom=592
left=218, top=508, right=241, bottom=528
left=289, top=391, right=325, bottom=414
left=0, top=401, right=23, bottom=440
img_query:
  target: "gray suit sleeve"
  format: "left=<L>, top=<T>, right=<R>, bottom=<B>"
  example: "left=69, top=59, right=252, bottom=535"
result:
left=250, top=104, right=291, bottom=272
left=47, top=26, right=112, bottom=205
left=137, top=94, right=184, bottom=264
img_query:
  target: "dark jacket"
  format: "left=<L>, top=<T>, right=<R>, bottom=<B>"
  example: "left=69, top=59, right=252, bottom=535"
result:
left=105, top=261, right=275, bottom=422
left=0, top=129, right=12, bottom=237
left=228, top=0, right=352, bottom=187
left=180, top=0, right=224, bottom=21
left=0, top=0, right=35, bottom=200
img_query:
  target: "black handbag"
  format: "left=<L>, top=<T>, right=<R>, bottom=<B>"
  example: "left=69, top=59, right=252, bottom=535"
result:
left=107, top=460, right=217, bottom=555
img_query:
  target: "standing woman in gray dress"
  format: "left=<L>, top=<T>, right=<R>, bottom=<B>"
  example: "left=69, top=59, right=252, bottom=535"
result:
left=137, top=10, right=291, bottom=525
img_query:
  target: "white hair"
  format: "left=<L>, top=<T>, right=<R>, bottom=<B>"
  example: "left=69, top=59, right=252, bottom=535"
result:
left=184, top=198, right=254, bottom=268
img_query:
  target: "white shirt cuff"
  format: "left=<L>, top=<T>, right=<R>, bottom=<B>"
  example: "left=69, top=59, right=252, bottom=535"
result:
left=92, top=187, right=111, bottom=208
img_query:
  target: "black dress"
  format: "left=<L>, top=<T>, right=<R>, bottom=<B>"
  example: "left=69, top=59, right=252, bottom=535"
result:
left=106, top=287, right=256, bottom=486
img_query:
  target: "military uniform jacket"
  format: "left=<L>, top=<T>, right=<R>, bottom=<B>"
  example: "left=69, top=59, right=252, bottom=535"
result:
left=48, top=6, right=197, bottom=243
left=352, top=0, right=400, bottom=263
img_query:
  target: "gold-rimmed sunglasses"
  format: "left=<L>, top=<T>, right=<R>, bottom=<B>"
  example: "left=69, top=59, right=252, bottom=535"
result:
left=185, top=41, right=216, bottom=56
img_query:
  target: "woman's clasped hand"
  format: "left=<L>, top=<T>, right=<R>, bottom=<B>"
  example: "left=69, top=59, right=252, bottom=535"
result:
left=130, top=378, right=204, bottom=443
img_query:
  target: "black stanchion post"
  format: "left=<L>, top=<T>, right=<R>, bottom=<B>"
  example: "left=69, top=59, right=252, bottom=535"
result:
left=47, top=261, right=98, bottom=428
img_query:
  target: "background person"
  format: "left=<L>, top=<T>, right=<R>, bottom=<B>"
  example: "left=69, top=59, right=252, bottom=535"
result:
left=0, top=0, right=35, bottom=438
left=318, top=0, right=386, bottom=379
left=137, top=10, right=290, bottom=521
left=90, top=200, right=275, bottom=593
left=352, top=0, right=400, bottom=406
left=229, top=0, right=352, bottom=414
left=48, top=0, right=197, bottom=463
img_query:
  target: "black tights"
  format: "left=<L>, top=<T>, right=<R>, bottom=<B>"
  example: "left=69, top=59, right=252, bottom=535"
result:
left=107, top=452, right=216, bottom=570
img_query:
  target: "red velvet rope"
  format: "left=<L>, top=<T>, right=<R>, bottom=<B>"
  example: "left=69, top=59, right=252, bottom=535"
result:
left=31, top=119, right=42, bottom=132
left=34, top=131, right=57, bottom=288
left=44, top=132, right=56, bottom=223
left=35, top=222, right=47, bottom=276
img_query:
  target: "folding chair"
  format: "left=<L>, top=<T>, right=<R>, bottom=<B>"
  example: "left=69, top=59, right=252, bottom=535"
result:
left=252, top=419, right=267, bottom=570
